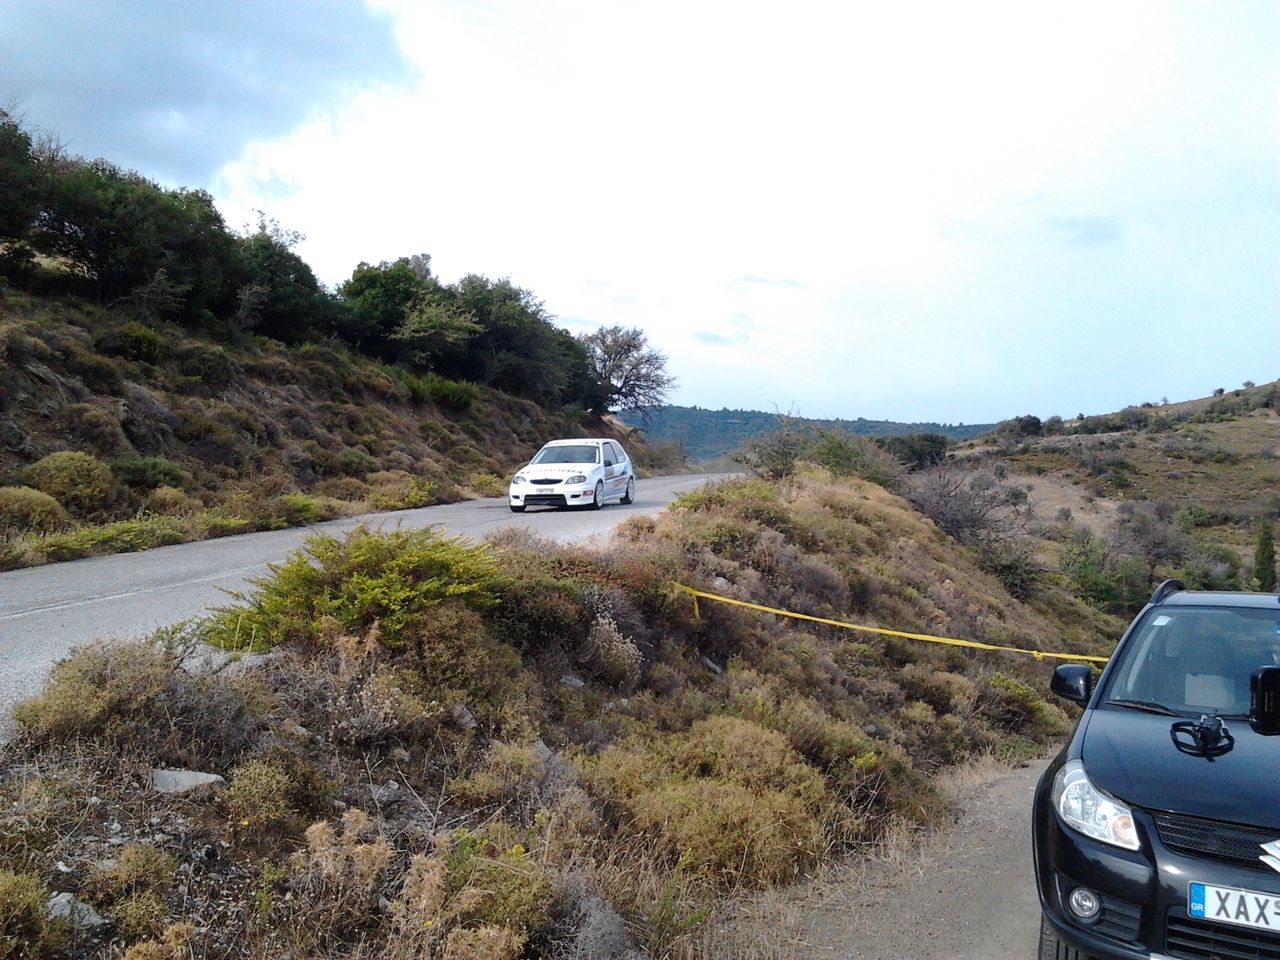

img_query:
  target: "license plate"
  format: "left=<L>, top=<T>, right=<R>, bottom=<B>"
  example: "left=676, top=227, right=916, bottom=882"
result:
left=1189, top=882, right=1280, bottom=932
left=536, top=488, right=553, bottom=494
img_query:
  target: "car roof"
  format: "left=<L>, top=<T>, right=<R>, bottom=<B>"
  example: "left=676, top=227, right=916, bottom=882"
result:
left=1159, top=590, right=1280, bottom=609
left=542, top=438, right=614, bottom=446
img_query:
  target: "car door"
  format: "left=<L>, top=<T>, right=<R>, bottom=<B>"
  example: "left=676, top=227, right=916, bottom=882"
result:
left=603, top=442, right=625, bottom=497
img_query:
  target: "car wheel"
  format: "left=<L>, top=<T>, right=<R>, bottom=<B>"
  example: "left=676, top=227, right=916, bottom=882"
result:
left=620, top=477, right=635, bottom=504
left=1037, top=917, right=1085, bottom=960
left=589, top=481, right=603, bottom=510
left=509, top=504, right=525, bottom=513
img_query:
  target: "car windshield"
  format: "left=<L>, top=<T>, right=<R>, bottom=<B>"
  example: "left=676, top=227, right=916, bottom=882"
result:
left=531, top=444, right=600, bottom=465
left=1104, top=605, right=1280, bottom=716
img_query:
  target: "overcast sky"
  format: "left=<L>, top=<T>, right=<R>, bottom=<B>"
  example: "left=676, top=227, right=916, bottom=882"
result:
left=4, top=1, right=1278, bottom=424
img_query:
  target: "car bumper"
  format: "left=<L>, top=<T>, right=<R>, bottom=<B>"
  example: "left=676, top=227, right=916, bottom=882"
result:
left=509, top=484, right=595, bottom=508
left=1034, top=776, right=1280, bottom=959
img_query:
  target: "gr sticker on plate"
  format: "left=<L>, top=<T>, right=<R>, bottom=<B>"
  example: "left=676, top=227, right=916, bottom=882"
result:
left=1189, top=882, right=1280, bottom=931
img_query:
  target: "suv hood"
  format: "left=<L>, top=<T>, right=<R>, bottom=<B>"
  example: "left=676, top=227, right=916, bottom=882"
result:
left=1083, top=706, right=1280, bottom=829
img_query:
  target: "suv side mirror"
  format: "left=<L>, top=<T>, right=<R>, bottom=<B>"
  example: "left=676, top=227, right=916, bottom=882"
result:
left=1251, top=666, right=1280, bottom=735
left=1050, top=664, right=1093, bottom=704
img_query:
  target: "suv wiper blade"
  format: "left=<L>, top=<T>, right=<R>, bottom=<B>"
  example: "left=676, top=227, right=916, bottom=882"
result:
left=1109, top=698, right=1180, bottom=716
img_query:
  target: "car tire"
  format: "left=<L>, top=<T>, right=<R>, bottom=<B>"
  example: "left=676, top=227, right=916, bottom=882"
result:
left=589, top=481, right=603, bottom=510
left=509, top=504, right=525, bottom=513
left=620, top=477, right=635, bottom=504
left=1037, top=917, right=1085, bottom=960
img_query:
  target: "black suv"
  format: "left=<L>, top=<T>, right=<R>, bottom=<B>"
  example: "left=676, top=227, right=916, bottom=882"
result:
left=1034, top=581, right=1280, bottom=960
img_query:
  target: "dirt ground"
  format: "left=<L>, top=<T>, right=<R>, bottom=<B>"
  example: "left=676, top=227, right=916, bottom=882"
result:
left=703, top=756, right=1052, bottom=960
left=1018, top=471, right=1118, bottom=537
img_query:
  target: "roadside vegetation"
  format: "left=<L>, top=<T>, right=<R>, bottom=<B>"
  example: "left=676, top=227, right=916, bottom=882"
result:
left=1, top=456, right=1120, bottom=958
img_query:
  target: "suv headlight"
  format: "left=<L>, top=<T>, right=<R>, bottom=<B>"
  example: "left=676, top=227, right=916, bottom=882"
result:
left=1051, top=760, right=1140, bottom=851
left=566, top=475, right=587, bottom=484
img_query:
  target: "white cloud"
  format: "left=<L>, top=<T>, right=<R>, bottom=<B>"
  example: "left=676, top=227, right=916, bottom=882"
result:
left=213, top=0, right=1280, bottom=422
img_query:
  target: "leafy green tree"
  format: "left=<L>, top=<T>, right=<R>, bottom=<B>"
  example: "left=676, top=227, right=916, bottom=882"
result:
left=879, top=433, right=949, bottom=470
left=338, top=256, right=436, bottom=352
left=1255, top=520, right=1277, bottom=592
left=577, top=325, right=675, bottom=419
left=0, top=108, right=38, bottom=241
left=390, top=298, right=481, bottom=370
left=237, top=228, right=345, bottom=343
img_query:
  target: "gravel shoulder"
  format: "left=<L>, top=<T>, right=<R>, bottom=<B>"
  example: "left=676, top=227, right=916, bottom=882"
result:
left=710, top=756, right=1051, bottom=960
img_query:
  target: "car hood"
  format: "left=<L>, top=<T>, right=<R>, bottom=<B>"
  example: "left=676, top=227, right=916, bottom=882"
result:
left=519, top=464, right=598, bottom=477
left=1082, top=706, right=1280, bottom=829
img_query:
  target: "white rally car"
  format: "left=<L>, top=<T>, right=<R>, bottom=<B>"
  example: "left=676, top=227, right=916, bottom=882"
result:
left=508, top=438, right=635, bottom=512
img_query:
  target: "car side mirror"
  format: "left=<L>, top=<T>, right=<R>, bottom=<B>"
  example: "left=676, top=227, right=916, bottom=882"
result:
left=1050, top=664, right=1093, bottom=704
left=604, top=459, right=614, bottom=467
left=1251, top=666, right=1280, bottom=735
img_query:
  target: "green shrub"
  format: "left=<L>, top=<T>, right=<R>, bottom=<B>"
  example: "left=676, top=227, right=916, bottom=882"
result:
left=417, top=372, right=475, bottom=411
left=0, top=870, right=67, bottom=957
left=113, top=322, right=166, bottom=364
left=179, top=345, right=233, bottom=389
left=220, top=760, right=296, bottom=831
left=335, top=446, right=379, bottom=478
left=61, top=402, right=129, bottom=456
left=205, top=526, right=497, bottom=650
left=37, top=516, right=185, bottom=562
left=0, top=486, right=68, bottom=536
left=22, top=450, right=118, bottom=518
left=88, top=843, right=176, bottom=941
left=257, top=493, right=339, bottom=530
left=110, top=456, right=192, bottom=492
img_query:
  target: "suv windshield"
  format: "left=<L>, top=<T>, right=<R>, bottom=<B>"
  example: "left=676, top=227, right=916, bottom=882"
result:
left=531, top=444, right=600, bottom=465
left=1104, top=605, right=1280, bottom=716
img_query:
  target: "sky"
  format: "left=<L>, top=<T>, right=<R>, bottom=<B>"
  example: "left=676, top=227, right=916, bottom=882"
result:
left=3, top=0, right=1278, bottom=424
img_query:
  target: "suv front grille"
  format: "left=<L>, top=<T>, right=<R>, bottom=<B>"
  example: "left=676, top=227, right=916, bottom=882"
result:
left=1154, top=813, right=1277, bottom=871
left=1167, top=914, right=1280, bottom=959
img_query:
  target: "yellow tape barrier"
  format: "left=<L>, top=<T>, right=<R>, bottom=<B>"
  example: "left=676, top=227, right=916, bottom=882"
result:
left=675, top=584, right=1110, bottom=664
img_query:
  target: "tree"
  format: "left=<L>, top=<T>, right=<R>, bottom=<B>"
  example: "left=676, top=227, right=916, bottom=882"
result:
left=577, top=325, right=675, bottom=420
left=338, top=256, right=436, bottom=353
left=1255, top=520, right=1277, bottom=592
left=0, top=107, right=38, bottom=241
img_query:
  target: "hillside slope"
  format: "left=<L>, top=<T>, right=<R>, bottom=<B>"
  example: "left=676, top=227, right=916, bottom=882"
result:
left=0, top=289, right=680, bottom=569
left=622, top=405, right=992, bottom=461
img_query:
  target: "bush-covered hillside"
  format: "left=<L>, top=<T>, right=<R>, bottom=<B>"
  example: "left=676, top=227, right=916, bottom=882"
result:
left=0, top=288, right=685, bottom=570
left=0, top=468, right=1121, bottom=959
left=621, top=405, right=992, bottom=461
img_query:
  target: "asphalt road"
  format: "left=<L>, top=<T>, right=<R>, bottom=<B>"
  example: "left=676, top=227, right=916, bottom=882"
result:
left=0, top=473, right=727, bottom=719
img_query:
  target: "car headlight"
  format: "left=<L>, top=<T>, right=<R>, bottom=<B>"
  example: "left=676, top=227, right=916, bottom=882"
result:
left=566, top=475, right=587, bottom=484
left=1051, top=760, right=1140, bottom=851
left=511, top=476, right=526, bottom=485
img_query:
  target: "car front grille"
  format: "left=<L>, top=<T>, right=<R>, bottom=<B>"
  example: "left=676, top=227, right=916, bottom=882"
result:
left=1154, top=813, right=1277, bottom=871
left=1095, top=892, right=1142, bottom=942
left=528, top=478, right=564, bottom=485
left=1166, top=914, right=1280, bottom=959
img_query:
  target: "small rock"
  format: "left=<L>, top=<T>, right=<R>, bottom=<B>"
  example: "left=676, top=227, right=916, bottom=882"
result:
left=152, top=833, right=171, bottom=843
left=700, top=656, right=723, bottom=675
left=372, top=781, right=401, bottom=807
left=108, top=821, right=121, bottom=834
left=286, top=722, right=311, bottom=739
left=46, top=893, right=108, bottom=929
left=559, top=674, right=586, bottom=689
left=711, top=576, right=731, bottom=590
left=55, top=861, right=73, bottom=874
left=152, top=769, right=226, bottom=794
left=332, top=799, right=348, bottom=812
left=452, top=704, right=477, bottom=730
left=388, top=746, right=411, bottom=763
left=86, top=797, right=102, bottom=807
left=532, top=739, right=553, bottom=761
left=106, top=837, right=127, bottom=847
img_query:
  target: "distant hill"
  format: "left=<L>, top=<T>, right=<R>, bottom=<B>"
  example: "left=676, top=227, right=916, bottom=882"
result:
left=621, top=405, right=994, bottom=460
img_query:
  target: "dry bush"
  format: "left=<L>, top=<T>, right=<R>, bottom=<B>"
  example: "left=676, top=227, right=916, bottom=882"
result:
left=12, top=632, right=261, bottom=770
left=0, top=870, right=67, bottom=957
left=0, top=486, right=69, bottom=537
left=449, top=741, right=549, bottom=816
left=121, top=923, right=194, bottom=960
left=580, top=614, right=643, bottom=688
left=290, top=809, right=393, bottom=944
left=87, top=843, right=177, bottom=941
left=595, top=717, right=833, bottom=884
left=22, top=450, right=120, bottom=518
left=142, top=484, right=201, bottom=516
